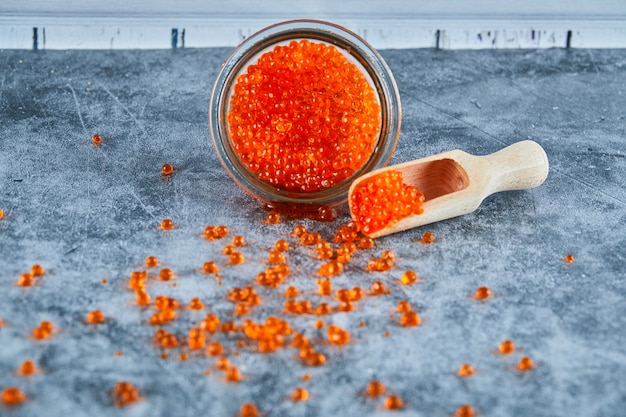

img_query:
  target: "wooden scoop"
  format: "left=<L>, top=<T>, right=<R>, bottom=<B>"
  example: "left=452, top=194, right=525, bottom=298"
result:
left=349, top=140, right=549, bottom=238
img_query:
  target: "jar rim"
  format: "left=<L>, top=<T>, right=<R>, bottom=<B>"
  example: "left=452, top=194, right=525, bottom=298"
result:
left=209, top=19, right=401, bottom=208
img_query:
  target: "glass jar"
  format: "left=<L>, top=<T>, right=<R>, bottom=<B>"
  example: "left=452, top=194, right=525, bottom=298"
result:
left=209, top=19, right=401, bottom=210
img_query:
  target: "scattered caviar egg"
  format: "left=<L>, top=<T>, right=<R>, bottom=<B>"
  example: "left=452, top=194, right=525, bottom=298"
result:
left=239, top=402, right=260, bottom=417
left=86, top=309, right=106, bottom=324
left=457, top=363, right=476, bottom=377
left=351, top=170, right=425, bottom=235
left=318, top=278, right=332, bottom=296
left=232, top=235, right=247, bottom=247
left=228, top=40, right=381, bottom=193
left=314, top=303, right=332, bottom=316
left=303, top=351, right=326, bottom=367
left=338, top=301, right=355, bottom=312
left=189, top=298, right=204, bottom=310
left=215, top=225, right=229, bottom=238
left=206, top=341, right=224, bottom=356
left=474, top=286, right=492, bottom=300
left=16, top=273, right=33, bottom=287
left=358, top=236, right=375, bottom=249
left=314, top=319, right=325, bottom=329
left=290, top=387, right=309, bottom=402
left=112, top=381, right=141, bottom=407
left=327, top=324, right=350, bottom=345
left=160, top=218, right=174, bottom=230
left=225, top=367, right=242, bottom=382
left=16, top=360, right=38, bottom=376
left=215, top=356, right=230, bottom=370
left=30, top=264, right=45, bottom=277
left=319, top=260, right=343, bottom=277
left=301, top=373, right=311, bottom=381
left=268, top=249, right=286, bottom=264
left=91, top=133, right=102, bottom=145
left=420, top=231, right=436, bottom=244
left=400, top=311, right=421, bottom=327
left=230, top=252, right=245, bottom=265
left=499, top=340, right=515, bottom=355
left=384, top=395, right=404, bottom=410
left=284, top=286, right=299, bottom=298
left=1, top=387, right=26, bottom=407
left=400, top=270, right=419, bottom=285
left=161, top=163, right=174, bottom=176
left=397, top=300, right=412, bottom=313
left=383, top=331, right=391, bottom=337
left=370, top=281, right=388, bottom=295
left=223, top=245, right=235, bottom=255
left=32, top=321, right=54, bottom=340
left=366, top=380, right=386, bottom=397
left=517, top=356, right=535, bottom=371
left=0, top=209, right=4, bottom=219
left=135, top=290, right=150, bottom=306
left=455, top=404, right=476, bottom=417
left=101, top=278, right=107, bottom=284
left=317, top=206, right=335, bottom=222
left=274, top=239, right=290, bottom=252
left=266, top=211, right=281, bottom=224
left=564, top=254, right=575, bottom=263
left=235, top=303, right=249, bottom=316
left=350, top=287, right=364, bottom=301
left=202, top=261, right=219, bottom=274
left=293, top=224, right=307, bottom=237
left=159, top=268, right=174, bottom=281
left=114, top=351, right=124, bottom=357
left=178, top=352, right=189, bottom=361
left=359, top=321, right=367, bottom=327
left=145, top=256, right=159, bottom=268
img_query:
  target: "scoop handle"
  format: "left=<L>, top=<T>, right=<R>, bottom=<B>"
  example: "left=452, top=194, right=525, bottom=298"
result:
left=484, top=140, right=549, bottom=193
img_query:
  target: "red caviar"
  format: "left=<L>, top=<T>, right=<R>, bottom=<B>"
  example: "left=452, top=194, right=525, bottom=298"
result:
left=91, top=133, right=102, bottom=145
left=112, top=381, right=141, bottom=407
left=366, top=380, right=386, bottom=397
left=351, top=170, right=425, bottom=235
left=228, top=39, right=381, bottom=193
left=86, top=309, right=106, bottom=324
left=1, top=387, right=26, bottom=406
left=161, top=163, right=174, bottom=176
left=16, top=360, right=38, bottom=376
left=457, top=363, right=476, bottom=377
left=290, top=387, right=309, bottom=401
left=160, top=218, right=174, bottom=230
left=384, top=395, right=404, bottom=410
left=499, top=340, right=515, bottom=355
left=455, top=404, right=476, bottom=417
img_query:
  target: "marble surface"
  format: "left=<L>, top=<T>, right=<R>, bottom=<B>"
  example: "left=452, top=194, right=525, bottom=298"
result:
left=0, top=46, right=625, bottom=417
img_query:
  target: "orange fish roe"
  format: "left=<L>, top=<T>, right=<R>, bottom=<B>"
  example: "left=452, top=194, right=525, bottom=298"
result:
left=370, top=281, right=389, bottom=295
left=204, top=224, right=229, bottom=240
left=327, top=324, right=350, bottom=345
left=230, top=252, right=245, bottom=265
left=202, top=261, right=219, bottom=274
left=112, top=381, right=141, bottom=407
left=317, top=278, right=332, bottom=296
left=145, top=256, right=159, bottom=268
left=0, top=317, right=4, bottom=327
left=399, top=311, right=421, bottom=327
left=189, top=298, right=204, bottom=310
left=16, top=360, right=38, bottom=376
left=517, top=356, right=535, bottom=371
left=16, top=273, right=34, bottom=287
left=228, top=39, right=381, bottom=193
left=239, top=402, right=261, bottom=417
left=384, top=394, right=404, bottom=410
left=30, top=264, right=45, bottom=277
left=564, top=254, right=575, bottom=263
left=334, top=221, right=360, bottom=243
left=160, top=218, right=174, bottom=230
left=161, top=163, right=174, bottom=176
left=1, top=387, right=26, bottom=406
left=268, top=249, right=286, bottom=264
left=154, top=329, right=178, bottom=349
left=284, top=286, right=299, bottom=298
left=351, top=170, right=425, bottom=235
left=158, top=268, right=174, bottom=281
left=91, top=133, right=102, bottom=145
left=400, top=270, right=419, bottom=285
left=223, top=245, right=235, bottom=255
left=129, top=270, right=147, bottom=290
left=301, top=373, right=311, bottom=381
left=499, top=340, right=515, bottom=355
left=365, top=380, right=386, bottom=397
left=293, top=224, right=307, bottom=237
left=457, top=363, right=476, bottom=377
left=206, top=341, right=224, bottom=356
left=314, top=303, right=332, bottom=316
left=357, top=236, right=375, bottom=249
left=397, top=300, right=412, bottom=313
left=474, top=286, right=492, bottom=300
left=135, top=290, right=150, bottom=306
left=155, top=295, right=179, bottom=311
left=290, top=387, right=309, bottom=402
left=274, top=239, right=290, bottom=252
left=200, top=313, right=220, bottom=333
left=455, top=404, right=476, bottom=417
left=266, top=211, right=281, bottom=224
left=86, top=309, right=106, bottom=324
left=232, top=235, right=247, bottom=247
left=225, top=366, right=242, bottom=383
left=32, top=321, right=54, bottom=340
left=419, top=231, right=436, bottom=244
left=367, top=249, right=396, bottom=272
left=319, top=260, right=343, bottom=277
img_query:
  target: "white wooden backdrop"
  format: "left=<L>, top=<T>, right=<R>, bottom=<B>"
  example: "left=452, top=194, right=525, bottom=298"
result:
left=1, top=0, right=626, bottom=49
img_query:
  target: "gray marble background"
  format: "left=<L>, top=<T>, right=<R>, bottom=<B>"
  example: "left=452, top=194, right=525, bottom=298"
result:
left=0, top=47, right=625, bottom=417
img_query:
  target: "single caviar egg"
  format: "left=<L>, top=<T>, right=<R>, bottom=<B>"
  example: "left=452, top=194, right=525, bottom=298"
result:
left=160, top=218, right=174, bottom=230
left=455, top=404, right=476, bottom=417
left=474, top=286, right=492, bottom=300
left=365, top=380, right=386, bottom=397
left=239, top=402, right=260, bottom=417
left=145, top=256, right=159, bottom=268
left=161, top=163, right=174, bottom=176
left=202, top=261, right=219, bottom=274
left=91, top=133, right=102, bottom=145
left=17, top=360, right=38, bottom=376
left=112, top=381, right=141, bottom=407
left=86, top=309, right=106, bottom=324
left=327, top=324, right=350, bottom=345
left=16, top=273, right=33, bottom=287
left=290, top=387, right=309, bottom=402
left=499, top=340, right=515, bottom=355
left=384, top=395, right=404, bottom=410
left=1, top=387, right=26, bottom=406
left=399, top=311, right=421, bottom=327
left=228, top=40, right=382, bottom=193
left=397, top=300, right=412, bottom=313
left=400, top=270, right=419, bottom=285
left=420, top=231, right=436, bottom=244
left=159, top=268, right=174, bottom=281
left=266, top=211, right=281, bottom=224
left=284, top=286, right=299, bottom=298
left=30, top=264, right=45, bottom=277
left=232, top=235, right=247, bottom=247
left=351, top=170, right=425, bottom=235
left=457, top=363, right=476, bottom=377
left=225, top=367, right=242, bottom=382
left=189, top=298, right=204, bottom=310
left=230, top=252, right=245, bottom=265
left=517, top=356, right=535, bottom=371
left=564, top=254, right=575, bottom=263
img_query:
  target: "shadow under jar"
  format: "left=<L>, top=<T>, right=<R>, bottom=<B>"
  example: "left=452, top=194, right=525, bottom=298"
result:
left=209, top=19, right=401, bottom=212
